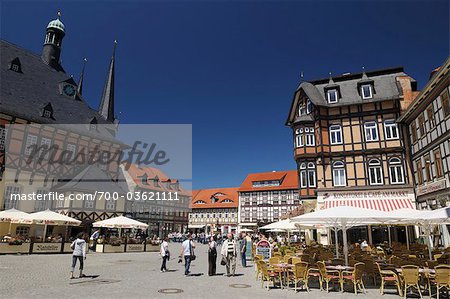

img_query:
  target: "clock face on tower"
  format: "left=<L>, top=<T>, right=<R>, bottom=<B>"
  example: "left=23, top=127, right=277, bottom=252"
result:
left=63, top=84, right=76, bottom=97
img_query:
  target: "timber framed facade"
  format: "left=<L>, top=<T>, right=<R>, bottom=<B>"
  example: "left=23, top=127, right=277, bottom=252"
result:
left=399, top=56, right=450, bottom=210
left=286, top=67, right=419, bottom=216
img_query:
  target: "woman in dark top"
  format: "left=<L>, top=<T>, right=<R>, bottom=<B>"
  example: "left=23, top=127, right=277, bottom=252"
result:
left=208, top=236, right=217, bottom=276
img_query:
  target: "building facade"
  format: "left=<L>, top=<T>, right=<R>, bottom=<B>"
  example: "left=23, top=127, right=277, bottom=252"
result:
left=286, top=68, right=419, bottom=243
left=120, top=164, right=191, bottom=237
left=0, top=14, right=125, bottom=227
left=238, top=170, right=300, bottom=229
left=189, top=187, right=238, bottom=234
left=399, top=57, right=450, bottom=210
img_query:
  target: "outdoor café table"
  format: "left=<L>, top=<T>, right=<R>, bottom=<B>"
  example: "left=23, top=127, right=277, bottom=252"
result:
left=272, top=263, right=294, bottom=289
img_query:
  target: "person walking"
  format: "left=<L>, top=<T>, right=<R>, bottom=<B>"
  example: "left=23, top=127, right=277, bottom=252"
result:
left=221, top=233, right=238, bottom=277
left=208, top=236, right=217, bottom=276
left=160, top=236, right=170, bottom=272
left=179, top=233, right=195, bottom=276
left=70, top=232, right=87, bottom=279
left=239, top=233, right=247, bottom=267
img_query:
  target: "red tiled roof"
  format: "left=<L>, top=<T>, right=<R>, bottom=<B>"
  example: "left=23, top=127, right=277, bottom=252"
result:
left=191, top=187, right=239, bottom=209
left=125, top=164, right=190, bottom=196
left=238, top=170, right=298, bottom=192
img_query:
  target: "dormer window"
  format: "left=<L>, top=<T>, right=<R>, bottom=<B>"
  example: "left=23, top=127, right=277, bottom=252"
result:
left=361, top=84, right=373, bottom=99
left=42, top=103, right=53, bottom=119
left=9, top=58, right=22, bottom=73
left=327, top=89, right=338, bottom=103
left=139, top=174, right=148, bottom=185
left=89, top=118, right=97, bottom=131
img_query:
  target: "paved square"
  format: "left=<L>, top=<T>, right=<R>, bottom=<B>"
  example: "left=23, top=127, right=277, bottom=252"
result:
left=0, top=244, right=404, bottom=298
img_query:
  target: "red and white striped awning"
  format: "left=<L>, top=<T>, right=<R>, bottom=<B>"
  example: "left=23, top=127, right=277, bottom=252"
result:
left=323, top=198, right=414, bottom=211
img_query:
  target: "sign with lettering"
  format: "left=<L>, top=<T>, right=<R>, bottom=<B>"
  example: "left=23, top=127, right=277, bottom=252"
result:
left=33, top=243, right=61, bottom=253
left=126, top=244, right=145, bottom=252
left=256, top=240, right=272, bottom=261
left=416, top=179, right=447, bottom=196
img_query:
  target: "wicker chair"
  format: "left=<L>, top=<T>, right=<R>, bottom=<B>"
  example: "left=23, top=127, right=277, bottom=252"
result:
left=342, top=262, right=366, bottom=294
left=287, top=262, right=309, bottom=292
left=317, top=261, right=342, bottom=292
left=259, top=261, right=281, bottom=290
left=375, top=262, right=402, bottom=297
left=307, top=263, right=323, bottom=291
left=401, top=265, right=422, bottom=299
left=429, top=265, right=450, bottom=299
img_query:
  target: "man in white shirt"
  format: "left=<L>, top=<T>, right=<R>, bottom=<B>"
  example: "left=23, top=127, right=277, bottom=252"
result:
left=221, top=233, right=238, bottom=277
left=179, top=233, right=195, bottom=275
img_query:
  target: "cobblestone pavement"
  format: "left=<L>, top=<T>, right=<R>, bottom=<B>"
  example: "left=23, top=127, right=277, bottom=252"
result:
left=0, top=244, right=406, bottom=299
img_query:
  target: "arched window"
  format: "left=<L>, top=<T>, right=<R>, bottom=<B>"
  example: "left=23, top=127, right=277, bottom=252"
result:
left=307, top=163, right=316, bottom=187
left=332, top=161, right=346, bottom=186
left=368, top=159, right=383, bottom=185
left=389, top=158, right=405, bottom=184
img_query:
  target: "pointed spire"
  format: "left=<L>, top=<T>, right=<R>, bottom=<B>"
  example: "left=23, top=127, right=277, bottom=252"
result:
left=361, top=66, right=368, bottom=79
left=77, top=58, right=88, bottom=95
left=328, top=72, right=334, bottom=84
left=99, top=40, right=117, bottom=122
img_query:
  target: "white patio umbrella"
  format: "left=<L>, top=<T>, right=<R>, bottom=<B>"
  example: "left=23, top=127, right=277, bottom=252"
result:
left=260, top=219, right=298, bottom=231
left=0, top=208, right=33, bottom=224
left=0, top=208, right=33, bottom=234
left=290, top=206, right=402, bottom=265
left=26, top=209, right=81, bottom=241
left=393, top=207, right=450, bottom=260
left=92, top=216, right=148, bottom=230
left=239, top=228, right=253, bottom=233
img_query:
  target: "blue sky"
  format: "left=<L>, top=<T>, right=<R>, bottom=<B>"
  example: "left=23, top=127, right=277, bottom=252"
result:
left=1, top=0, right=449, bottom=189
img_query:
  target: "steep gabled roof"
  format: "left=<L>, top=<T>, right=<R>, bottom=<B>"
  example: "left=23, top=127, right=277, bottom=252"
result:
left=191, top=187, right=239, bottom=209
left=0, top=40, right=114, bottom=127
left=239, top=170, right=298, bottom=192
left=286, top=67, right=411, bottom=125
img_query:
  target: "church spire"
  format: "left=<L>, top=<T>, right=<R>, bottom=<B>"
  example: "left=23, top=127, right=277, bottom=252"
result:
left=99, top=40, right=117, bottom=122
left=77, top=58, right=87, bottom=95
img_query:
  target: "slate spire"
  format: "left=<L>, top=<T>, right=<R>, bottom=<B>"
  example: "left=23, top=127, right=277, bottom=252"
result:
left=77, top=58, right=87, bottom=95
left=99, top=40, right=117, bottom=122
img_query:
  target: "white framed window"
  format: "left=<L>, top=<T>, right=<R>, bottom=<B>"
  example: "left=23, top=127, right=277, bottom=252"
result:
left=0, top=127, right=7, bottom=150
left=300, top=163, right=307, bottom=188
left=105, top=199, right=116, bottom=211
left=364, top=121, right=379, bottom=141
left=34, top=189, right=48, bottom=211
left=389, top=158, right=405, bottom=184
left=305, top=128, right=315, bottom=146
left=368, top=159, right=383, bottom=185
left=332, top=161, right=346, bottom=186
left=84, top=198, right=95, bottom=209
left=40, top=137, right=52, bottom=159
left=384, top=119, right=399, bottom=140
left=295, top=128, right=304, bottom=147
left=327, top=89, right=338, bottom=103
left=361, top=84, right=373, bottom=99
left=11, top=64, right=19, bottom=72
left=4, top=186, right=21, bottom=209
left=66, top=144, right=76, bottom=157
left=329, top=125, right=343, bottom=144
left=43, top=109, right=52, bottom=118
left=307, top=162, right=316, bottom=187
left=306, top=99, right=313, bottom=114
left=25, top=134, right=38, bottom=156
left=298, top=102, right=306, bottom=116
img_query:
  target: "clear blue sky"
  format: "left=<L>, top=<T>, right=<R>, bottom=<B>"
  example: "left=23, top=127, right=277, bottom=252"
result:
left=1, top=0, right=448, bottom=189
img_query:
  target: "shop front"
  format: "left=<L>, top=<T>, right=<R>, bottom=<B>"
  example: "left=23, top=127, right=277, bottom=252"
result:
left=317, top=188, right=416, bottom=245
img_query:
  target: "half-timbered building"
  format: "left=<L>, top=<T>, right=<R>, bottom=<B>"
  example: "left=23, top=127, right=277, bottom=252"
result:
left=398, top=56, right=450, bottom=211
left=286, top=67, right=419, bottom=243
left=0, top=14, right=125, bottom=227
